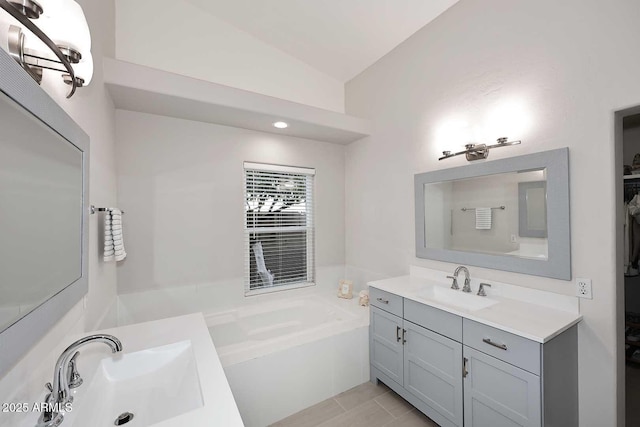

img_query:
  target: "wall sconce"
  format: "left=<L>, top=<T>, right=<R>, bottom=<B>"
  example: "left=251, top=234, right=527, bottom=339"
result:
left=439, top=137, right=522, bottom=162
left=0, top=0, right=92, bottom=98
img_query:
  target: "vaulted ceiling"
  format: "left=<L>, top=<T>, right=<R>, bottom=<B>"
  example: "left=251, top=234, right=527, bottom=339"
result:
left=186, top=0, right=459, bottom=82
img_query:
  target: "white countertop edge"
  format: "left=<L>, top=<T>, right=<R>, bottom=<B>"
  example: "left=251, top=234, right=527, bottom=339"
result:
left=368, top=276, right=582, bottom=343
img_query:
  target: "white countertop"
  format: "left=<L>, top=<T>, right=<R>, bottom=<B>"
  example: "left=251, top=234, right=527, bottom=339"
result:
left=369, top=275, right=582, bottom=343
left=19, top=313, right=244, bottom=427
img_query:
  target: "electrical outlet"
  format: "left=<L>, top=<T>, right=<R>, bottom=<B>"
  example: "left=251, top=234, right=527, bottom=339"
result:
left=576, top=278, right=592, bottom=299
left=510, top=234, right=517, bottom=243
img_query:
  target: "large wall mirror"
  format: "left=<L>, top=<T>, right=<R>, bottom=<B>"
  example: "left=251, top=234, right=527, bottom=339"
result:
left=415, top=148, right=570, bottom=280
left=0, top=48, right=89, bottom=377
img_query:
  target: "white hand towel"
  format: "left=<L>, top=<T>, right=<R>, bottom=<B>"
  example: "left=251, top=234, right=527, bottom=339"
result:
left=111, top=208, right=126, bottom=261
left=103, top=208, right=127, bottom=262
left=103, top=208, right=114, bottom=261
left=475, top=207, right=492, bottom=230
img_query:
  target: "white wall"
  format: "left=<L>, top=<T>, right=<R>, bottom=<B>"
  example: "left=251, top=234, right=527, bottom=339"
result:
left=345, top=0, right=640, bottom=425
left=115, top=0, right=345, bottom=113
left=0, top=0, right=118, bottom=418
left=115, top=110, right=345, bottom=295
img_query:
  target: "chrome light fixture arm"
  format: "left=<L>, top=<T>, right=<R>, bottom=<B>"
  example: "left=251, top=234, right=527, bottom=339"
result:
left=439, top=137, right=522, bottom=161
left=0, top=0, right=78, bottom=98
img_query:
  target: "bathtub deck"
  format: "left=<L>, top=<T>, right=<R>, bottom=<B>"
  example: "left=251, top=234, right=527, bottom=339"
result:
left=270, top=381, right=438, bottom=427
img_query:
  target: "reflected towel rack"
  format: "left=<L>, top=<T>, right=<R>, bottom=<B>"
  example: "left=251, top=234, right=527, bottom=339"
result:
left=90, top=205, right=125, bottom=215
left=461, top=206, right=505, bottom=212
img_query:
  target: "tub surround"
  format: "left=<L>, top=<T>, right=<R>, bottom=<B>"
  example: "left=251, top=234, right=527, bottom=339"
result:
left=369, top=266, right=581, bottom=343
left=13, top=313, right=242, bottom=427
left=207, top=292, right=369, bottom=366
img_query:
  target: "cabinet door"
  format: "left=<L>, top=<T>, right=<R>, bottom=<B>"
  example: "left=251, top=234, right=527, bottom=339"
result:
left=463, top=346, right=541, bottom=427
left=370, top=306, right=403, bottom=385
left=403, top=320, right=463, bottom=427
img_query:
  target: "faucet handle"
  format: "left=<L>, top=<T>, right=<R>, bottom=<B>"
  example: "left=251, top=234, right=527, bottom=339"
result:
left=446, top=275, right=459, bottom=290
left=477, top=283, right=492, bottom=297
left=68, top=351, right=83, bottom=389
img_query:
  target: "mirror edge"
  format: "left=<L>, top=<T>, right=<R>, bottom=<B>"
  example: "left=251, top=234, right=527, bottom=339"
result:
left=0, top=48, right=90, bottom=378
left=415, top=148, right=571, bottom=280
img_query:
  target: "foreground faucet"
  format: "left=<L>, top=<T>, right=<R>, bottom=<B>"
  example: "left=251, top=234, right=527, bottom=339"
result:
left=447, top=265, right=472, bottom=293
left=36, top=334, right=123, bottom=427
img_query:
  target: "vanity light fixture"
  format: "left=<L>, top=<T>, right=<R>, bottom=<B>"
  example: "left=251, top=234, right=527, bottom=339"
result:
left=439, top=137, right=522, bottom=162
left=273, top=121, right=289, bottom=129
left=0, top=0, right=92, bottom=98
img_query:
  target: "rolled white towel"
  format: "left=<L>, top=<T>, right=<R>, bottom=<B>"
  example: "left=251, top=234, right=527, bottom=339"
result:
left=110, top=208, right=126, bottom=262
left=103, top=208, right=114, bottom=262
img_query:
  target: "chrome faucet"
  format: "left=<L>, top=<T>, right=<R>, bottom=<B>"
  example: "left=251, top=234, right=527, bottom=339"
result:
left=36, top=334, right=122, bottom=427
left=447, top=266, right=471, bottom=293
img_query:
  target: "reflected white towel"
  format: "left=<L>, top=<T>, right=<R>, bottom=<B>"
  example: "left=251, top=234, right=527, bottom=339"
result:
left=475, top=207, right=492, bottom=230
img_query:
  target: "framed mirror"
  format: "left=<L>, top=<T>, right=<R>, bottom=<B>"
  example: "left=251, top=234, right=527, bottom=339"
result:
left=0, top=48, right=89, bottom=377
left=415, top=148, right=570, bottom=280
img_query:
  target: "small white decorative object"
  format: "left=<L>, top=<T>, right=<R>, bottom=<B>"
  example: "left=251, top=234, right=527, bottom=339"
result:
left=359, top=290, right=369, bottom=307
left=337, top=279, right=353, bottom=299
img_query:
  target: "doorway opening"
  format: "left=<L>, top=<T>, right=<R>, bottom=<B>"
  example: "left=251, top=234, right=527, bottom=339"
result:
left=616, top=106, right=640, bottom=426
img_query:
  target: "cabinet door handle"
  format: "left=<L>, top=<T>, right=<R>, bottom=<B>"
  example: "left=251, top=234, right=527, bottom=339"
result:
left=396, top=326, right=401, bottom=342
left=402, top=329, right=407, bottom=345
left=463, top=357, right=469, bottom=378
left=376, top=297, right=389, bottom=304
left=483, top=338, right=508, bottom=351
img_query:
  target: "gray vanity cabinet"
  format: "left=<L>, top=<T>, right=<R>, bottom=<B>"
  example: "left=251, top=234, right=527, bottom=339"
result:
left=463, top=346, right=541, bottom=427
left=370, top=289, right=464, bottom=427
left=403, top=320, right=463, bottom=427
left=369, top=286, right=578, bottom=427
left=370, top=306, right=404, bottom=385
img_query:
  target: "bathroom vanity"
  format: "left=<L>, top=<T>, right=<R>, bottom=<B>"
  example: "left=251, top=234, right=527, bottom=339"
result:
left=368, top=271, right=581, bottom=427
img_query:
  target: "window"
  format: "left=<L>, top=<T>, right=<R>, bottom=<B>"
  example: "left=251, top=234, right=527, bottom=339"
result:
left=244, top=162, right=315, bottom=295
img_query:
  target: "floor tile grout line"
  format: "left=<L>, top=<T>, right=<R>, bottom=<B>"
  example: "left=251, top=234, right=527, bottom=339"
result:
left=333, top=397, right=347, bottom=412
left=375, top=399, right=397, bottom=421
left=373, top=390, right=404, bottom=420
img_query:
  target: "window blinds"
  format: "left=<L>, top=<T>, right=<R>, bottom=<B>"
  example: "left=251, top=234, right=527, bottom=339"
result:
left=244, top=162, right=315, bottom=294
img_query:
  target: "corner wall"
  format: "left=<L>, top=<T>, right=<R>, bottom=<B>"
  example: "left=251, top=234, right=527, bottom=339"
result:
left=344, top=0, right=640, bottom=424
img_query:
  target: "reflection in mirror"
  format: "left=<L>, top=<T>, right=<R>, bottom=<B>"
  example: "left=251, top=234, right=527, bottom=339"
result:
left=0, top=91, right=83, bottom=332
left=519, top=181, right=547, bottom=239
left=423, top=169, right=548, bottom=260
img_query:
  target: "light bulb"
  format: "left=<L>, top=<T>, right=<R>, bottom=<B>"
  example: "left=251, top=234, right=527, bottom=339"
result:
left=37, top=0, right=91, bottom=57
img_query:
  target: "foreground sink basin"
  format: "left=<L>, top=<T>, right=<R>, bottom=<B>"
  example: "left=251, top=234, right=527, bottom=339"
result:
left=418, top=286, right=498, bottom=311
left=68, top=340, right=203, bottom=427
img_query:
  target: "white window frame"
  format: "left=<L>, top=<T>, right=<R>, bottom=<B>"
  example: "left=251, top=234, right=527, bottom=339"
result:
left=243, top=162, right=315, bottom=296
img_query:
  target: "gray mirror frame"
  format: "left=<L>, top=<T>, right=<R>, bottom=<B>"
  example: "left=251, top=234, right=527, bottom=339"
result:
left=0, top=48, right=89, bottom=377
left=415, top=148, right=570, bottom=280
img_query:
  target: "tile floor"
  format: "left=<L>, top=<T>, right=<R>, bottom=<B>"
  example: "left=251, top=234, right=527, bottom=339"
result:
left=271, top=381, right=438, bottom=427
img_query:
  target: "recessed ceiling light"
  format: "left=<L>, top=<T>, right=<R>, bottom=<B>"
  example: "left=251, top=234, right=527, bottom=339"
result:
left=273, top=121, right=288, bottom=129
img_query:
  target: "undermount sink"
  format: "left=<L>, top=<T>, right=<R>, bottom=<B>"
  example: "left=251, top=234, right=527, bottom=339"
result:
left=67, top=340, right=203, bottom=427
left=418, top=286, right=498, bottom=311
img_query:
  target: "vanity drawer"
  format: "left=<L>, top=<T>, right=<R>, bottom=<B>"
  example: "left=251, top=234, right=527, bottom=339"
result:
left=370, top=287, right=403, bottom=317
left=463, top=319, right=541, bottom=375
left=404, top=299, right=462, bottom=342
